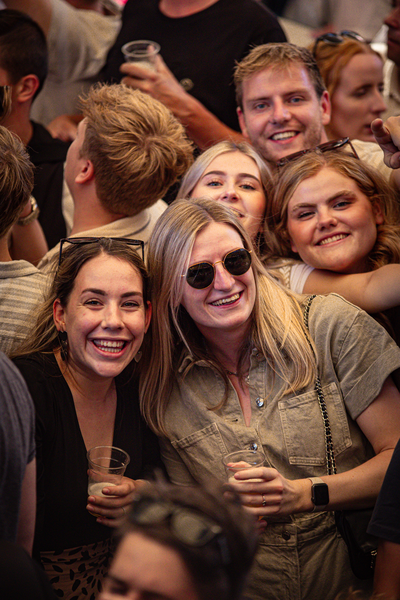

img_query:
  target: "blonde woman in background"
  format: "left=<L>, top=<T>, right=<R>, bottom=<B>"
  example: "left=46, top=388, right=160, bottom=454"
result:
left=177, top=141, right=271, bottom=252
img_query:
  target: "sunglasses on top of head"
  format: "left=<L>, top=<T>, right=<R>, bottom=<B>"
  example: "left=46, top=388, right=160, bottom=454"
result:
left=182, top=247, right=252, bottom=290
left=276, top=137, right=359, bottom=168
left=313, top=30, right=367, bottom=55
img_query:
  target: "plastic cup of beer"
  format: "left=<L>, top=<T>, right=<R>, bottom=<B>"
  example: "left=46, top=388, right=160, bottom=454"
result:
left=222, top=449, right=265, bottom=479
left=223, top=449, right=266, bottom=514
left=121, top=40, right=160, bottom=71
left=87, top=445, right=130, bottom=516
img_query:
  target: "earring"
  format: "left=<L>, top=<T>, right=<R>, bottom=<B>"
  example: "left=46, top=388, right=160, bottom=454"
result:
left=58, top=330, right=68, bottom=362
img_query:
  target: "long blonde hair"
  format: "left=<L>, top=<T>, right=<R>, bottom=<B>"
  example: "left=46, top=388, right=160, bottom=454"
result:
left=140, top=198, right=316, bottom=436
left=264, top=150, right=400, bottom=270
left=177, top=140, right=272, bottom=201
left=176, top=140, right=271, bottom=253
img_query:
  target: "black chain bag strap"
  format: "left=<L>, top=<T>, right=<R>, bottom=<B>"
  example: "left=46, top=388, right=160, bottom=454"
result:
left=303, top=295, right=377, bottom=580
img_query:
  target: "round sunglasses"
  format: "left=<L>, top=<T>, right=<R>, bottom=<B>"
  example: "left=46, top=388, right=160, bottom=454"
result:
left=183, top=247, right=252, bottom=290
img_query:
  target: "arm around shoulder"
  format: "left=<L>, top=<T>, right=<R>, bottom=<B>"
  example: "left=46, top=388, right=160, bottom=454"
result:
left=303, top=265, right=400, bottom=313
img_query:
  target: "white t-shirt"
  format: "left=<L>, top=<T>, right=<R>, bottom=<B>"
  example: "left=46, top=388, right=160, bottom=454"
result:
left=31, top=0, right=121, bottom=125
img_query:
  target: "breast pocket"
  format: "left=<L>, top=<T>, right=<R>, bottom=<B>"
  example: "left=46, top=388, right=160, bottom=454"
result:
left=171, top=422, right=228, bottom=483
left=278, top=382, right=352, bottom=466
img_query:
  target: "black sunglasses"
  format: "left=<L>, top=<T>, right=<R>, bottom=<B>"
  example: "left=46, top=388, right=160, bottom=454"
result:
left=276, top=137, right=359, bottom=168
left=183, top=247, right=252, bottom=290
left=313, top=30, right=367, bottom=55
left=130, top=495, right=231, bottom=566
left=58, top=237, right=145, bottom=266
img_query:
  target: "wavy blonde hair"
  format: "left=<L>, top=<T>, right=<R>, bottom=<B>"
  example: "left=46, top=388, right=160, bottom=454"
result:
left=140, top=198, right=316, bottom=436
left=264, top=150, right=400, bottom=270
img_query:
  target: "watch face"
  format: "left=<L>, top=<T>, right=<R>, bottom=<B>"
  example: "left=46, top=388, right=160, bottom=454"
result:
left=313, top=483, right=329, bottom=506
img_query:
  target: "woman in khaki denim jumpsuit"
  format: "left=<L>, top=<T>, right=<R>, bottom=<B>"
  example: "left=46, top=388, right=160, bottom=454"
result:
left=140, top=198, right=400, bottom=600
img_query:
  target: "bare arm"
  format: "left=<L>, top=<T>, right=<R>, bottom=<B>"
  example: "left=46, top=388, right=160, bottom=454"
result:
left=231, top=377, right=400, bottom=516
left=374, top=539, right=400, bottom=600
left=16, top=458, right=36, bottom=556
left=302, top=264, right=400, bottom=313
left=2, top=0, right=52, bottom=36
left=120, top=56, right=244, bottom=150
left=9, top=198, right=48, bottom=266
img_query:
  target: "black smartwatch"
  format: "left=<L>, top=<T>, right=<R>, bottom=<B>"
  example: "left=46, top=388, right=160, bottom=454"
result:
left=309, top=477, right=329, bottom=512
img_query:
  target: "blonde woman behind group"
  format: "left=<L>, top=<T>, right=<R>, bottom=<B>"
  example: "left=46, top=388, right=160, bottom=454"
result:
left=177, top=140, right=272, bottom=252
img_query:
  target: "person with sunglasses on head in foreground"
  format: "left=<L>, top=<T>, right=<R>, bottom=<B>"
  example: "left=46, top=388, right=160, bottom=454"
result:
left=11, top=238, right=162, bottom=599
left=140, top=197, right=400, bottom=600
left=99, top=479, right=258, bottom=600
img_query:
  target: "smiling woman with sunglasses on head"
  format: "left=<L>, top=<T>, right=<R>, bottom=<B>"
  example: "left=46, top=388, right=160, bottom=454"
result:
left=11, top=238, right=161, bottom=600
left=141, top=197, right=400, bottom=600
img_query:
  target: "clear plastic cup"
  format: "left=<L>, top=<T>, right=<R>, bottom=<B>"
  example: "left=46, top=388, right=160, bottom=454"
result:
left=121, top=40, right=160, bottom=71
left=87, top=445, right=130, bottom=516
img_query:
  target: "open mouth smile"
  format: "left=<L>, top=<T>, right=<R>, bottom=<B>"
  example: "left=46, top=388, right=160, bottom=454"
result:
left=210, top=292, right=241, bottom=307
left=92, top=339, right=128, bottom=353
left=317, top=233, right=349, bottom=246
left=269, top=131, right=298, bottom=141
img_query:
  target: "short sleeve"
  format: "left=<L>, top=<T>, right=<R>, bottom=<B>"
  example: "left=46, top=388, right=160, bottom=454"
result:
left=308, top=294, right=400, bottom=420
left=289, top=262, right=314, bottom=293
left=48, top=0, right=121, bottom=83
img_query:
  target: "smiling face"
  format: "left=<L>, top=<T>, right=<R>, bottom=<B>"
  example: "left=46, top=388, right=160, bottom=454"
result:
left=385, top=0, right=400, bottom=65
left=237, top=63, right=331, bottom=166
left=99, top=531, right=199, bottom=600
left=329, top=53, right=386, bottom=142
left=53, top=253, right=151, bottom=382
left=180, top=222, right=256, bottom=342
left=286, top=167, right=384, bottom=273
left=190, top=151, right=267, bottom=241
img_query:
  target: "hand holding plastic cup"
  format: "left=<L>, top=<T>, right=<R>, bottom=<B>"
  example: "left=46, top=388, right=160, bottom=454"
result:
left=223, top=450, right=266, bottom=516
left=87, top=445, right=130, bottom=517
left=121, top=39, right=160, bottom=71
left=222, top=449, right=266, bottom=481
